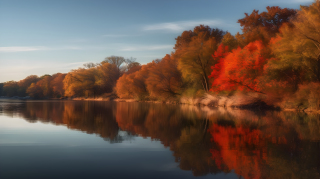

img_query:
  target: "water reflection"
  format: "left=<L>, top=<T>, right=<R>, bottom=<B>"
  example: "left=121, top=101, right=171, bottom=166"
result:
left=1, top=101, right=124, bottom=143
left=0, top=100, right=320, bottom=178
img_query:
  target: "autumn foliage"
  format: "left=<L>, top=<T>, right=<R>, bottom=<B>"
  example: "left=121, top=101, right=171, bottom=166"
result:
left=236, top=6, right=296, bottom=46
left=115, top=61, right=156, bottom=99
left=1, top=3, right=320, bottom=110
left=209, top=41, right=268, bottom=93
left=146, top=54, right=182, bottom=99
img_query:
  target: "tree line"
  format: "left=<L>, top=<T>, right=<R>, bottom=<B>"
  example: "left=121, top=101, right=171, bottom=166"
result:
left=1, top=2, right=320, bottom=109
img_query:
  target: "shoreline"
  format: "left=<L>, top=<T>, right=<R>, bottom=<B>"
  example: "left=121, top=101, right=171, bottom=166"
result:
left=71, top=96, right=320, bottom=113
left=1, top=96, right=319, bottom=113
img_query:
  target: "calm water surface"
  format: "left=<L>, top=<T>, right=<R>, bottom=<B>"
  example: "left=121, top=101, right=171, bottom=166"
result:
left=0, top=100, right=319, bottom=179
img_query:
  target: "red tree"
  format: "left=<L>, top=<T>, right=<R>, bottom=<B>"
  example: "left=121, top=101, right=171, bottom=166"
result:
left=209, top=41, right=268, bottom=93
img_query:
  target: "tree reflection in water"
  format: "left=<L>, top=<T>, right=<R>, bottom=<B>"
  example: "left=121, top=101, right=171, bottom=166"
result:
left=1, top=101, right=320, bottom=178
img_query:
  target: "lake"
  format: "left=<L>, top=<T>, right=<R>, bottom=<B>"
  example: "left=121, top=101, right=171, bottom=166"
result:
left=0, top=100, right=319, bottom=179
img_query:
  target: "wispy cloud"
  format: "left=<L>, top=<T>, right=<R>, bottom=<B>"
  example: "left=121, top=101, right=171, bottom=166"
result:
left=59, top=46, right=82, bottom=50
left=143, top=20, right=229, bottom=32
left=56, top=61, right=89, bottom=69
left=0, top=46, right=48, bottom=52
left=102, top=34, right=129, bottom=38
left=119, top=45, right=173, bottom=51
left=0, top=46, right=82, bottom=52
left=0, top=61, right=87, bottom=71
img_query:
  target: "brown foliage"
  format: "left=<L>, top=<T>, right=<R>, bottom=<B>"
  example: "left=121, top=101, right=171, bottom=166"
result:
left=115, top=61, right=156, bottom=99
left=174, top=25, right=225, bottom=91
left=237, top=6, right=296, bottom=46
left=3, top=81, right=19, bottom=97
left=50, top=73, right=66, bottom=98
left=146, top=54, right=182, bottom=99
left=281, top=82, right=320, bottom=110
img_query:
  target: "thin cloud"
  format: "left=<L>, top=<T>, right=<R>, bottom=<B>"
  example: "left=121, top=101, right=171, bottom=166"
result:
left=0, top=46, right=48, bottom=52
left=59, top=46, right=82, bottom=50
left=143, top=20, right=228, bottom=32
left=67, top=38, right=88, bottom=43
left=0, top=61, right=87, bottom=71
left=119, top=45, right=173, bottom=51
left=102, top=34, right=129, bottom=37
left=0, top=46, right=82, bottom=52
left=56, top=61, right=89, bottom=69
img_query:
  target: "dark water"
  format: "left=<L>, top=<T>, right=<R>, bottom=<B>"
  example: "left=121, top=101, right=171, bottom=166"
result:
left=0, top=100, right=319, bottom=179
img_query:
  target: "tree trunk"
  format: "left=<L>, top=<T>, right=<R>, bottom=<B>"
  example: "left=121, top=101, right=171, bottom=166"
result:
left=201, top=81, right=206, bottom=91
left=202, top=73, right=209, bottom=91
left=317, top=55, right=320, bottom=82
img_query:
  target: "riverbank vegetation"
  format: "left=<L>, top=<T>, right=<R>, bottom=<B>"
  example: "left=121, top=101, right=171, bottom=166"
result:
left=1, top=2, right=320, bottom=111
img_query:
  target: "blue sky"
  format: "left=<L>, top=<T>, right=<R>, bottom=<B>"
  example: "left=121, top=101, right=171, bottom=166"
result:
left=0, top=0, right=314, bottom=82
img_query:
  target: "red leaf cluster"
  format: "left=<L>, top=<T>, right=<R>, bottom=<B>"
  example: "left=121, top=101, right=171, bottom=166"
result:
left=209, top=41, right=268, bottom=93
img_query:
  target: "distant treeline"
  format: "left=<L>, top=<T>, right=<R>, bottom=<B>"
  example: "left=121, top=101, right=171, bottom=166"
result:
left=1, top=2, right=320, bottom=109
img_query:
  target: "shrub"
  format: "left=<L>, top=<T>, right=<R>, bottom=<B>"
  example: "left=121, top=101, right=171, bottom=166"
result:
left=281, top=83, right=320, bottom=110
